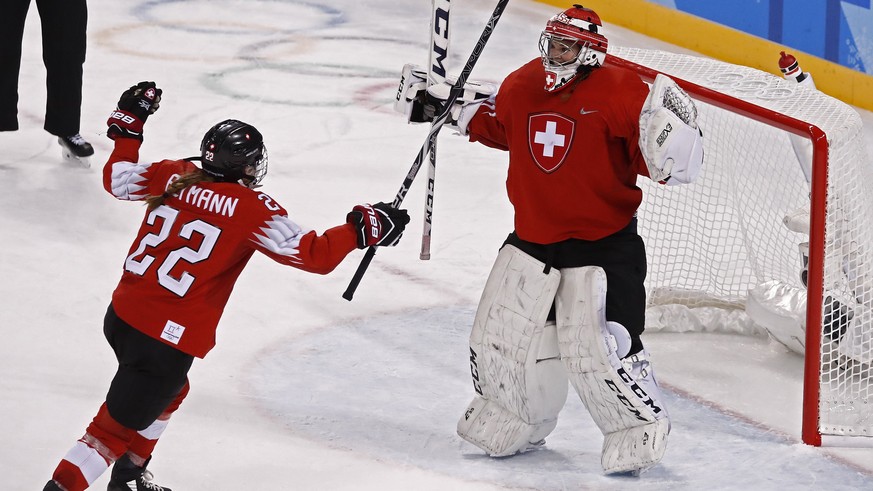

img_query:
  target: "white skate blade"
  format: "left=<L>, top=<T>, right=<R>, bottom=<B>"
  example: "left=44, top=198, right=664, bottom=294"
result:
left=60, top=147, right=92, bottom=168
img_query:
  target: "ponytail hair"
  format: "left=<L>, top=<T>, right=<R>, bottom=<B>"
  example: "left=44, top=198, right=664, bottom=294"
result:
left=145, top=168, right=216, bottom=210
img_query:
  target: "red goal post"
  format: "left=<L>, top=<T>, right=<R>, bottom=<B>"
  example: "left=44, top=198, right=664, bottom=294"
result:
left=606, top=47, right=872, bottom=446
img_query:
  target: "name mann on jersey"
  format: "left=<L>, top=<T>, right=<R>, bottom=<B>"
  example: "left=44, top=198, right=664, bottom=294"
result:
left=175, top=184, right=239, bottom=218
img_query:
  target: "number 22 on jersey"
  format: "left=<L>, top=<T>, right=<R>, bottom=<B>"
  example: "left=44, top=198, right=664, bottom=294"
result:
left=124, top=205, right=220, bottom=297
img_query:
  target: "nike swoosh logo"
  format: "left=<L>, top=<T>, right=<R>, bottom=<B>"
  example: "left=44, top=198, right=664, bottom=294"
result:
left=580, top=108, right=598, bottom=115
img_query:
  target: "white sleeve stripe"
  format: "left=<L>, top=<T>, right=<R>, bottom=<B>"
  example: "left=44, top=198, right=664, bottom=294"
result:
left=252, top=215, right=310, bottom=261
left=110, top=160, right=152, bottom=200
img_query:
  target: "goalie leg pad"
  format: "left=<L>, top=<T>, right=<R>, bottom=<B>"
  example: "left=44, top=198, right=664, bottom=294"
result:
left=457, top=245, right=568, bottom=457
left=601, top=418, right=670, bottom=475
left=458, top=323, right=567, bottom=457
left=601, top=349, right=670, bottom=474
left=554, top=266, right=670, bottom=473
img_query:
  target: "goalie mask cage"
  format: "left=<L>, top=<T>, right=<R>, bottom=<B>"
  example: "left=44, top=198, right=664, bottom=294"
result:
left=607, top=47, right=873, bottom=446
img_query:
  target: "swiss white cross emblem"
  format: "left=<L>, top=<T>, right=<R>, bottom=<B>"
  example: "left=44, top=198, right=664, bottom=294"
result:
left=545, top=71, right=556, bottom=91
left=528, top=112, right=575, bottom=173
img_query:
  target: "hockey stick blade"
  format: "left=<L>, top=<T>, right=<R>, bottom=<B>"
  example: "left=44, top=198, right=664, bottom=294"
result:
left=342, top=0, right=510, bottom=301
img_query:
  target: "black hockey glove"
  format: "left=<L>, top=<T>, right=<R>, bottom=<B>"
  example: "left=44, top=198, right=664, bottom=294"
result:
left=346, top=202, right=410, bottom=249
left=411, top=85, right=492, bottom=135
left=106, top=81, right=162, bottom=141
left=410, top=91, right=444, bottom=124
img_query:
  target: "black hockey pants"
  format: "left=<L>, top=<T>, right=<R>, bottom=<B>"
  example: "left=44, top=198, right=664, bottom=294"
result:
left=102, top=304, right=193, bottom=431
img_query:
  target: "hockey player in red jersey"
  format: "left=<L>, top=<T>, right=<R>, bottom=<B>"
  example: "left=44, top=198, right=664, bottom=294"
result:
left=396, top=4, right=703, bottom=475
left=44, top=82, right=409, bottom=491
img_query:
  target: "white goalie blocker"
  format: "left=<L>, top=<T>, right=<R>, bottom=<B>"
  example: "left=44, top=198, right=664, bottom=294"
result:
left=394, top=63, right=496, bottom=135
left=458, top=245, right=671, bottom=474
left=639, top=74, right=704, bottom=185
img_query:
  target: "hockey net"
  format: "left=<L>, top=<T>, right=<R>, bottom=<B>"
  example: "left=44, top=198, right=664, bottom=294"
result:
left=608, top=46, right=873, bottom=446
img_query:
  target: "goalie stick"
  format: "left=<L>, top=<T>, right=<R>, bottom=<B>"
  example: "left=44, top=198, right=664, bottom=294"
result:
left=342, top=0, right=510, bottom=301
left=421, top=0, right=452, bottom=261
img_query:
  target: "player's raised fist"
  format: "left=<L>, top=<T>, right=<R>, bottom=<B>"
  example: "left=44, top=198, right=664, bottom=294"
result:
left=118, top=81, right=162, bottom=120
left=107, top=81, right=162, bottom=141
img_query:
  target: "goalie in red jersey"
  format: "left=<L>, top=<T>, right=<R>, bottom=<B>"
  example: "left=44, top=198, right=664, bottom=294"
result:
left=396, top=4, right=703, bottom=475
left=44, top=82, right=409, bottom=491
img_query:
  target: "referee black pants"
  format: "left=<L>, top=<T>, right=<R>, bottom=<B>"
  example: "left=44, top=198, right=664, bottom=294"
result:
left=0, top=0, right=87, bottom=135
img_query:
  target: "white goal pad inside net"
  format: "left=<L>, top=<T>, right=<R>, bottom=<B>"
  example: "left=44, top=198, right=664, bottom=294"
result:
left=609, top=46, right=873, bottom=446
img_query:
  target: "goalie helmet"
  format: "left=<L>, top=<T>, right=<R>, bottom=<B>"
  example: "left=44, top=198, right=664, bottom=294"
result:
left=199, top=119, right=268, bottom=188
left=538, top=4, right=608, bottom=92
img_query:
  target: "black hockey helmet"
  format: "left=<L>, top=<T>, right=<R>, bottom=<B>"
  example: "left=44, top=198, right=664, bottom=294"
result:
left=199, top=119, right=268, bottom=187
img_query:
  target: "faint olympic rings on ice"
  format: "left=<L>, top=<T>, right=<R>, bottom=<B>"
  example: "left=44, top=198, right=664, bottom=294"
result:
left=203, top=36, right=428, bottom=108
left=202, top=62, right=398, bottom=107
left=236, top=34, right=427, bottom=63
left=93, top=25, right=318, bottom=62
left=133, top=0, right=345, bottom=35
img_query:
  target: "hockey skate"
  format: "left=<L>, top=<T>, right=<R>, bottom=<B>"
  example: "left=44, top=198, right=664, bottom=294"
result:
left=107, top=455, right=172, bottom=491
left=58, top=133, right=94, bottom=168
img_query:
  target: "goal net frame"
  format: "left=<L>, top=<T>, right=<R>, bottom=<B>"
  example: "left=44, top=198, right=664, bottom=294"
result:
left=606, top=48, right=867, bottom=447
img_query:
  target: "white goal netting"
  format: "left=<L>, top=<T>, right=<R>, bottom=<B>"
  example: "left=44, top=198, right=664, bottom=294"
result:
left=611, top=46, right=873, bottom=444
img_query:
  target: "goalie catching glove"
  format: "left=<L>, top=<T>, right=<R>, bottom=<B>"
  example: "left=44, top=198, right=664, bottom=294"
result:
left=394, top=63, right=496, bottom=135
left=347, top=202, right=410, bottom=249
left=107, top=81, right=163, bottom=141
left=639, top=74, right=704, bottom=185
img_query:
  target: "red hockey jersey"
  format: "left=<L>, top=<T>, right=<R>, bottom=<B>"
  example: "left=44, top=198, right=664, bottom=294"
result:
left=467, top=58, right=651, bottom=243
left=103, top=139, right=358, bottom=358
